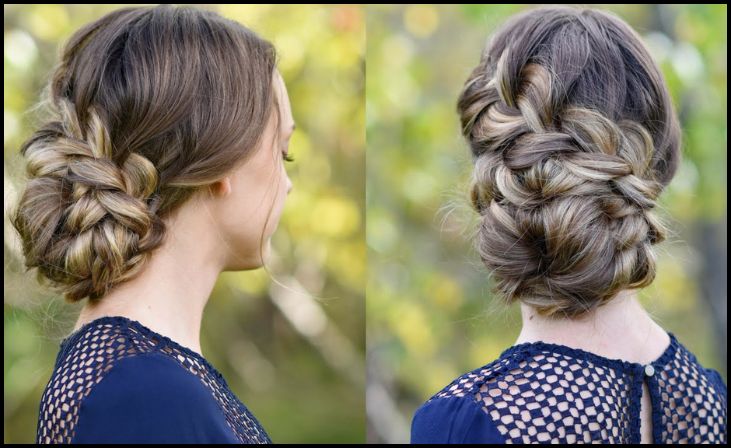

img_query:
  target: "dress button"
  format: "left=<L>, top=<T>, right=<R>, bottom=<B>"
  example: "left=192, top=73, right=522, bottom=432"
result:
left=644, top=364, right=655, bottom=377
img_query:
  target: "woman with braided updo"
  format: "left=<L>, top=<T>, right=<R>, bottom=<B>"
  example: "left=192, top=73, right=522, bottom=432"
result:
left=10, top=5, right=296, bottom=443
left=411, top=6, right=726, bottom=444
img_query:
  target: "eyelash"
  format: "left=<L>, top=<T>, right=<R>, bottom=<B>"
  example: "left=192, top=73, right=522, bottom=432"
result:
left=283, top=152, right=295, bottom=163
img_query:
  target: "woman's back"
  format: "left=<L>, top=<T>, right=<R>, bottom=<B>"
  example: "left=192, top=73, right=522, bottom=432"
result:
left=411, top=332, right=727, bottom=443
left=410, top=5, right=730, bottom=443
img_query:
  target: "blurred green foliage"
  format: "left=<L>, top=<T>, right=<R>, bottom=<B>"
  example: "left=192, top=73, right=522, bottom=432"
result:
left=4, top=4, right=364, bottom=444
left=4, top=4, right=728, bottom=444
left=366, top=4, right=726, bottom=443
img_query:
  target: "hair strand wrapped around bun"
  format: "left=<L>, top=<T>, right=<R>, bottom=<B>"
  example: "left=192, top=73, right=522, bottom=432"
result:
left=10, top=5, right=278, bottom=303
left=457, top=6, right=681, bottom=318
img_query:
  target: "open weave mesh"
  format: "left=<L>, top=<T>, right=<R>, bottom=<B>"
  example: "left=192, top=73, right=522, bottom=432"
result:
left=427, top=333, right=727, bottom=444
left=36, top=316, right=271, bottom=444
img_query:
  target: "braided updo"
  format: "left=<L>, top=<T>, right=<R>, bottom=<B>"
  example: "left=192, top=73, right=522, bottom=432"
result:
left=457, top=6, right=681, bottom=318
left=10, top=5, right=277, bottom=302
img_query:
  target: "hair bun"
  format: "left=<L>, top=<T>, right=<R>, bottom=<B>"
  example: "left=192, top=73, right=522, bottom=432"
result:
left=10, top=5, right=279, bottom=304
left=458, top=6, right=681, bottom=318
left=13, top=100, right=165, bottom=302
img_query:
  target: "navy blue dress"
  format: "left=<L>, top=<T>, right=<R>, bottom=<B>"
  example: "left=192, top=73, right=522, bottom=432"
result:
left=36, top=315, right=271, bottom=444
left=411, top=332, right=727, bottom=444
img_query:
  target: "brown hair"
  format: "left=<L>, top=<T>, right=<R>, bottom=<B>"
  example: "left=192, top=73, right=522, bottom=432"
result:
left=457, top=6, right=681, bottom=318
left=9, top=5, right=279, bottom=303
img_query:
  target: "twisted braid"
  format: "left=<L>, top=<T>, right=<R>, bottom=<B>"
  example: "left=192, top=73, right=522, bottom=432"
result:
left=458, top=7, right=680, bottom=318
left=15, top=99, right=165, bottom=302
left=10, top=5, right=278, bottom=303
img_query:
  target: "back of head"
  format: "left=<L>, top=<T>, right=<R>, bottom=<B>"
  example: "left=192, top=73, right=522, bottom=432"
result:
left=457, top=6, right=681, bottom=318
left=10, top=5, right=277, bottom=303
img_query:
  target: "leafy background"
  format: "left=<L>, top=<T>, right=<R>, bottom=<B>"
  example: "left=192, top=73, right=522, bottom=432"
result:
left=4, top=4, right=727, bottom=445
left=4, top=4, right=364, bottom=444
left=366, top=4, right=727, bottom=443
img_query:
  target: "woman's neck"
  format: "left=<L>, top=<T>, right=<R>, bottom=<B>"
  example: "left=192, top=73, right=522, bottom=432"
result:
left=72, top=197, right=226, bottom=357
left=514, top=290, right=671, bottom=365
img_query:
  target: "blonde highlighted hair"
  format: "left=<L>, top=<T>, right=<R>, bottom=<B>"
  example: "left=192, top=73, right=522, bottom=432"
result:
left=458, top=6, right=681, bottom=318
left=10, top=5, right=279, bottom=302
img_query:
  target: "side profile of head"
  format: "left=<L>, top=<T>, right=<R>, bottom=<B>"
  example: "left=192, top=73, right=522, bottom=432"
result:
left=10, top=5, right=294, bottom=303
left=457, top=6, right=681, bottom=318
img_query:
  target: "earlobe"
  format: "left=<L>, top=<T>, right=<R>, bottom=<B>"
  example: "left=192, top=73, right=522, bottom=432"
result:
left=212, top=177, right=232, bottom=197
left=221, top=177, right=232, bottom=196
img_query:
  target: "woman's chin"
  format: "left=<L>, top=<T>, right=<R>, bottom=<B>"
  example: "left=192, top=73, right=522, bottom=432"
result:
left=260, top=238, right=272, bottom=261
left=223, top=239, right=272, bottom=272
left=254, top=237, right=273, bottom=268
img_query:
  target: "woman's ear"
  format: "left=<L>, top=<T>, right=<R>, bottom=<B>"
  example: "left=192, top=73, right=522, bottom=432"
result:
left=210, top=177, right=232, bottom=198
